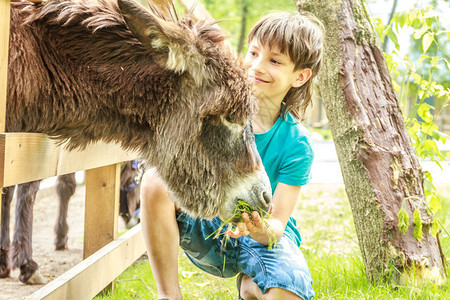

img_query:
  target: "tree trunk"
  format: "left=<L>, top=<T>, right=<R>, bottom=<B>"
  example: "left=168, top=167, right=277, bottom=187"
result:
left=237, top=0, right=248, bottom=53
left=296, top=0, right=446, bottom=284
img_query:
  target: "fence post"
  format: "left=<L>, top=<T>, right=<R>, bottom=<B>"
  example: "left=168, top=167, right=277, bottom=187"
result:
left=0, top=0, right=11, bottom=220
left=84, top=163, right=121, bottom=259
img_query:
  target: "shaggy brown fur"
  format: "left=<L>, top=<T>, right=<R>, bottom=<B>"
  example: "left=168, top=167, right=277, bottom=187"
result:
left=3, top=0, right=272, bottom=285
left=8, top=0, right=271, bottom=219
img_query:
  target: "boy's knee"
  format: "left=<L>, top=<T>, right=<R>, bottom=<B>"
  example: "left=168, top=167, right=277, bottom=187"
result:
left=240, top=274, right=303, bottom=300
left=240, top=275, right=262, bottom=299
left=263, top=287, right=303, bottom=300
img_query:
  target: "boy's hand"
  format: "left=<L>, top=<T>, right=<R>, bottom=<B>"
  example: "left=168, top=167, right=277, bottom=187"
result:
left=227, top=211, right=266, bottom=239
left=226, top=205, right=278, bottom=246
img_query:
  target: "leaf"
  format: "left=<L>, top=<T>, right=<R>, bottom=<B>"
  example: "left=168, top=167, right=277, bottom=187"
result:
left=397, top=11, right=408, bottom=27
left=430, top=218, right=439, bottom=238
left=387, top=27, right=400, bottom=50
left=422, top=33, right=434, bottom=53
left=417, top=54, right=430, bottom=64
left=414, top=24, right=429, bottom=39
left=398, top=207, right=409, bottom=235
left=411, top=72, right=422, bottom=83
left=430, top=56, right=439, bottom=67
left=426, top=123, right=439, bottom=135
left=417, top=102, right=434, bottom=122
left=392, top=81, right=400, bottom=92
left=373, top=17, right=386, bottom=40
left=428, top=193, right=442, bottom=214
left=413, top=209, right=423, bottom=241
left=423, top=140, right=439, bottom=155
left=443, top=58, right=450, bottom=70
left=432, top=130, right=449, bottom=143
left=422, top=172, right=435, bottom=197
left=409, top=8, right=419, bottom=25
left=432, top=83, right=444, bottom=92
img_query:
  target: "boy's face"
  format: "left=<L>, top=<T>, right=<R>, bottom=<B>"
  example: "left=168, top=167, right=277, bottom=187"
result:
left=244, top=40, right=308, bottom=105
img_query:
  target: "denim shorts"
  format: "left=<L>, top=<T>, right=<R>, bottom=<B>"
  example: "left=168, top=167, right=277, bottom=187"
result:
left=177, top=212, right=315, bottom=300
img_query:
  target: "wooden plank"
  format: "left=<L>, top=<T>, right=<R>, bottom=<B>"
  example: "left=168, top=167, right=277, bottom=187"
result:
left=0, top=0, right=10, bottom=132
left=0, top=133, right=139, bottom=187
left=26, top=225, right=146, bottom=300
left=83, top=164, right=120, bottom=259
left=1, top=133, right=60, bottom=186
left=57, top=140, right=139, bottom=174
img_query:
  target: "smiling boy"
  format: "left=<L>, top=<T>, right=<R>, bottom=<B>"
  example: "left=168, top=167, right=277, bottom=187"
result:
left=139, top=10, right=324, bottom=300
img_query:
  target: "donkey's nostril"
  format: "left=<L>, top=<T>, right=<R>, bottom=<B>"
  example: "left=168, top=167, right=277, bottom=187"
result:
left=262, top=191, right=272, bottom=205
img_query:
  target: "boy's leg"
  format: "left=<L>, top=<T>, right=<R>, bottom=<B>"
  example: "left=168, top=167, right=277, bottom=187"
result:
left=240, top=274, right=263, bottom=299
left=237, top=235, right=314, bottom=300
left=240, top=275, right=303, bottom=300
left=140, top=169, right=182, bottom=300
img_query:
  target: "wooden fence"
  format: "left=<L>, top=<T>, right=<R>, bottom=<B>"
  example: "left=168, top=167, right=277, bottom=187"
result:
left=0, top=0, right=212, bottom=299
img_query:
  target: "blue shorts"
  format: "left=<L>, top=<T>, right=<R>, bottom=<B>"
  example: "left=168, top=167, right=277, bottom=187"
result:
left=177, top=212, right=315, bottom=299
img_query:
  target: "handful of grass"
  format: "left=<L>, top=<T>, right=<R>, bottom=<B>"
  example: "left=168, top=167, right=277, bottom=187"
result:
left=206, top=200, right=276, bottom=272
left=206, top=200, right=276, bottom=249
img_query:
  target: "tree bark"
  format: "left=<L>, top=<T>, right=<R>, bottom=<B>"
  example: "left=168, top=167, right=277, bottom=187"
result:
left=296, top=0, right=446, bottom=284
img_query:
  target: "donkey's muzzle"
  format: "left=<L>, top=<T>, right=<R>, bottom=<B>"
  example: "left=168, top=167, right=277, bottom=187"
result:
left=218, top=169, right=272, bottom=222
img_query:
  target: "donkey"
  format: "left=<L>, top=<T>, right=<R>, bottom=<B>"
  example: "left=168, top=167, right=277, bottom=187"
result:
left=2, top=0, right=272, bottom=283
left=0, top=161, right=142, bottom=284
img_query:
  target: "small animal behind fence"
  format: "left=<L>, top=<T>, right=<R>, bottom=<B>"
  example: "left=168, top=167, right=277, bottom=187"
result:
left=0, top=160, right=143, bottom=284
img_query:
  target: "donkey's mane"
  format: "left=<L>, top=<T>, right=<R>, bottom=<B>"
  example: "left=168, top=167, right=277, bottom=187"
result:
left=14, top=0, right=148, bottom=67
left=16, top=0, right=227, bottom=65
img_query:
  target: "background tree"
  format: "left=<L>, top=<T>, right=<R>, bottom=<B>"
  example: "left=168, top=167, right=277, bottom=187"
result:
left=296, top=0, right=446, bottom=284
left=200, top=0, right=296, bottom=52
left=372, top=4, right=449, bottom=239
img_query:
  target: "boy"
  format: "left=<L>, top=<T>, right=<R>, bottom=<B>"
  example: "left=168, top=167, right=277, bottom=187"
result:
left=140, top=10, right=324, bottom=300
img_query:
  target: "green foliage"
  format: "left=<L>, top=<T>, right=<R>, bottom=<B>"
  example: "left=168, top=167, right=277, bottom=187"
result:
left=373, top=4, right=450, bottom=237
left=413, top=209, right=423, bottom=241
left=96, top=185, right=450, bottom=299
left=194, top=0, right=296, bottom=53
left=398, top=206, right=409, bottom=235
left=310, top=128, right=333, bottom=140
left=206, top=199, right=276, bottom=250
left=431, top=217, right=439, bottom=237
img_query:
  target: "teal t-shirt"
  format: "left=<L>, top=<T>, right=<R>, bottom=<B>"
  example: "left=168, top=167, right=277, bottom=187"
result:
left=254, top=112, right=314, bottom=247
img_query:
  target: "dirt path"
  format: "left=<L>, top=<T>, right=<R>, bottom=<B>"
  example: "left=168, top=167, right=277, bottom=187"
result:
left=1, top=183, right=86, bottom=300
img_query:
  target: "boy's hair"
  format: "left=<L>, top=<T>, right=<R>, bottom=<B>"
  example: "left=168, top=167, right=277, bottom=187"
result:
left=247, top=11, right=324, bottom=121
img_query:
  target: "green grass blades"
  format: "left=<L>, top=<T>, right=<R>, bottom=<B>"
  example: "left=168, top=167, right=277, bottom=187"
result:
left=206, top=199, right=275, bottom=249
left=95, top=184, right=450, bottom=300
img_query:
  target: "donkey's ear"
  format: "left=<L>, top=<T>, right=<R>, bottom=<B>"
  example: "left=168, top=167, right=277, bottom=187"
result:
left=118, top=0, right=206, bottom=85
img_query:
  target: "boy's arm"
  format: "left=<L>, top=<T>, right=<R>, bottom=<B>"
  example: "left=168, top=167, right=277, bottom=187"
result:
left=227, top=182, right=301, bottom=246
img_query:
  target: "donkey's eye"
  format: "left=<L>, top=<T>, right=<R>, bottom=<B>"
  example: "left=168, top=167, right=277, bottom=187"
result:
left=225, top=114, right=234, bottom=123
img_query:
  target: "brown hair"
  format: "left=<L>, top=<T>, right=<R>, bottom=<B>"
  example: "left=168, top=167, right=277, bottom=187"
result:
left=247, top=11, right=324, bottom=121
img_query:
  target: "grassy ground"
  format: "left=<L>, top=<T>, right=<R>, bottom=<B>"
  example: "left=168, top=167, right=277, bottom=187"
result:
left=96, top=183, right=449, bottom=299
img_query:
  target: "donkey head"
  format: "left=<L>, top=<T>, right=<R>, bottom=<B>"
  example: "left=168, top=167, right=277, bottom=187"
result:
left=118, top=0, right=272, bottom=220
